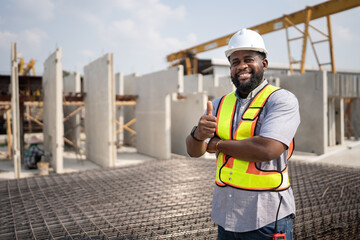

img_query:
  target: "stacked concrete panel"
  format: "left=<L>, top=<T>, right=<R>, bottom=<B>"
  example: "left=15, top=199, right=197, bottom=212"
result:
left=43, top=48, right=64, bottom=173
left=63, top=72, right=81, bottom=150
left=84, top=53, right=116, bottom=167
left=280, top=71, right=328, bottom=155
left=171, top=93, right=207, bottom=156
left=135, top=66, right=184, bottom=159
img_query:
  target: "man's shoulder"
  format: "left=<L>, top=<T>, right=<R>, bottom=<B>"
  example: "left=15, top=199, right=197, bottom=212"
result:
left=269, top=88, right=298, bottom=104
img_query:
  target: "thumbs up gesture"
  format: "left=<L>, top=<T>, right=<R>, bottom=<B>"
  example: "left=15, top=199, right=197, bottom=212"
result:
left=194, top=101, right=217, bottom=141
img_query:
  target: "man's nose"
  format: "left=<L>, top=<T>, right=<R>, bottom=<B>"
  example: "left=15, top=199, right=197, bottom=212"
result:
left=236, top=61, right=248, bottom=71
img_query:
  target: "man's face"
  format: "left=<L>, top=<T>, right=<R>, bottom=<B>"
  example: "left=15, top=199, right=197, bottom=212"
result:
left=229, top=50, right=268, bottom=97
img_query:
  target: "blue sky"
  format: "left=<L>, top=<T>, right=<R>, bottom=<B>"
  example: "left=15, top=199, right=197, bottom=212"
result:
left=1, top=0, right=359, bottom=76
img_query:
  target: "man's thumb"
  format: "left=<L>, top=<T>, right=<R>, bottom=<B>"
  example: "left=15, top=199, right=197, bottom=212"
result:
left=207, top=101, right=213, bottom=116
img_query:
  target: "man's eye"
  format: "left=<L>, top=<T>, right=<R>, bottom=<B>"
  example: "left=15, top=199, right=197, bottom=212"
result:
left=245, top=59, right=254, bottom=63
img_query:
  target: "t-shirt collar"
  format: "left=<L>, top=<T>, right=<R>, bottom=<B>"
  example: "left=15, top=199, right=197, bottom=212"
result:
left=235, top=79, right=268, bottom=100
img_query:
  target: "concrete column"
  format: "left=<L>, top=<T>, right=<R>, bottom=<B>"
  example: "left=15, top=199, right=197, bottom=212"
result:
left=280, top=71, right=328, bottom=155
left=135, top=66, right=184, bottom=159
left=10, top=43, right=21, bottom=178
left=171, top=92, right=207, bottom=156
left=84, top=53, right=116, bottom=167
left=63, top=72, right=81, bottom=150
left=43, top=48, right=64, bottom=173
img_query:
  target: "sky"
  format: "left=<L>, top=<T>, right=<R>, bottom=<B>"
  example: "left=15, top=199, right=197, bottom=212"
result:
left=1, top=0, right=360, bottom=76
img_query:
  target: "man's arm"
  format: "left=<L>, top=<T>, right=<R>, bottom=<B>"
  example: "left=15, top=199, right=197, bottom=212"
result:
left=186, top=101, right=217, bottom=157
left=207, top=136, right=286, bottom=162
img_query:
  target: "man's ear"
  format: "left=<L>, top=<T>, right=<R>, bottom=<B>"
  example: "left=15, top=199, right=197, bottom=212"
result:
left=262, top=59, right=268, bottom=71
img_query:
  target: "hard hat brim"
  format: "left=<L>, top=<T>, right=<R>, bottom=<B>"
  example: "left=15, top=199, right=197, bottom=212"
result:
left=225, top=47, right=268, bottom=58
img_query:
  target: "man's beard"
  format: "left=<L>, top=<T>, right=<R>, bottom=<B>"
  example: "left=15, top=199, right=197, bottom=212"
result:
left=231, top=69, right=264, bottom=94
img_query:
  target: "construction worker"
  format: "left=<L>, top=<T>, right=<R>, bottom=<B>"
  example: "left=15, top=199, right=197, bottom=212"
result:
left=186, top=28, right=300, bottom=239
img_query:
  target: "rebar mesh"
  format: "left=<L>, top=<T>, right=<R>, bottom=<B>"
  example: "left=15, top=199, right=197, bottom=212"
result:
left=0, top=159, right=359, bottom=239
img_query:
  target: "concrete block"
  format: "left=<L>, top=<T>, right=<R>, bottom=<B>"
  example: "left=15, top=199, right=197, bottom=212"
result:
left=63, top=72, right=81, bottom=150
left=43, top=48, right=64, bottom=173
left=135, top=66, right=184, bottom=159
left=84, top=53, right=116, bottom=167
left=183, top=74, right=203, bottom=94
left=280, top=71, right=328, bottom=155
left=171, top=92, right=207, bottom=156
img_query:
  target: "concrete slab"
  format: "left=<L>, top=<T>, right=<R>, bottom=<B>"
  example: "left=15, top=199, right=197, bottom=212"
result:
left=291, top=139, right=360, bottom=168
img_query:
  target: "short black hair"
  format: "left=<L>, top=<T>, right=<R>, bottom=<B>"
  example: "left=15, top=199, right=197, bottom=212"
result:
left=257, top=52, right=266, bottom=60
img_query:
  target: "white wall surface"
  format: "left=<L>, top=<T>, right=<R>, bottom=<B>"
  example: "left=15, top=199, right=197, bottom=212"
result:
left=84, top=53, right=116, bottom=167
left=171, top=92, right=207, bottom=156
left=281, top=71, right=328, bottom=155
left=43, top=48, right=64, bottom=173
left=135, top=66, right=184, bottom=159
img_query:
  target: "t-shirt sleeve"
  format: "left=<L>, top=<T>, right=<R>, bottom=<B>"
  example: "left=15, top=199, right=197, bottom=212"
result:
left=258, top=89, right=300, bottom=147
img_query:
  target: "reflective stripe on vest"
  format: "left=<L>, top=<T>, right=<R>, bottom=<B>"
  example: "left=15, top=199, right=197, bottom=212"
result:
left=215, top=84, right=293, bottom=191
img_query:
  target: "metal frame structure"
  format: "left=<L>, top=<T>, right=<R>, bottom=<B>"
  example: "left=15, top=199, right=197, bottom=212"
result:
left=167, top=0, right=360, bottom=75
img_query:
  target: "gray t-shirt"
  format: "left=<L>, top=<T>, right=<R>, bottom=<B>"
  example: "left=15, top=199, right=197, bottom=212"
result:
left=209, top=80, right=300, bottom=232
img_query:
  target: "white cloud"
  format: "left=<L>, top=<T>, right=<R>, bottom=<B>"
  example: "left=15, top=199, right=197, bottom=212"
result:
left=81, top=49, right=97, bottom=59
left=0, top=31, right=17, bottom=50
left=13, top=0, right=55, bottom=20
left=333, top=24, right=359, bottom=43
left=0, top=29, right=48, bottom=54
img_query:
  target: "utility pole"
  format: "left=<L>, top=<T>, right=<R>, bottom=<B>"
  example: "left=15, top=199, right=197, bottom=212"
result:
left=11, top=43, right=21, bottom=178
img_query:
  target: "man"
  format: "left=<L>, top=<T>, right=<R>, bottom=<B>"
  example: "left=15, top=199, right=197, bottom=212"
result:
left=25, top=136, right=45, bottom=169
left=186, top=28, right=300, bottom=239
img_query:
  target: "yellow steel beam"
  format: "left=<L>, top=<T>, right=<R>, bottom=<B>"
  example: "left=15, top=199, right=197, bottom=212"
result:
left=166, top=0, right=360, bottom=62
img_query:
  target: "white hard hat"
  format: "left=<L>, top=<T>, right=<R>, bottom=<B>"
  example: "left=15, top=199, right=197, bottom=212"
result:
left=225, top=28, right=268, bottom=58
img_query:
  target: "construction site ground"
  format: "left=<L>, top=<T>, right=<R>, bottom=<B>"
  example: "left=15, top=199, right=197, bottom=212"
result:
left=0, top=140, right=359, bottom=239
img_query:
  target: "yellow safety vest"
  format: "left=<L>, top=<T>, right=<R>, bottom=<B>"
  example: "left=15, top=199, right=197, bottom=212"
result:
left=215, top=84, right=294, bottom=191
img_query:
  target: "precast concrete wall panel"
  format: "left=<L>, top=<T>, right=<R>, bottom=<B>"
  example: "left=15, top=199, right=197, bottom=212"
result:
left=203, top=75, right=216, bottom=94
left=123, top=73, right=138, bottom=147
left=171, top=93, right=207, bottom=156
left=183, top=74, right=203, bottom=94
left=135, top=66, right=184, bottom=159
left=207, top=75, right=235, bottom=100
left=280, top=71, right=328, bottom=155
left=115, top=72, right=124, bottom=146
left=63, top=72, right=81, bottom=149
left=84, top=53, right=116, bottom=167
left=43, top=48, right=64, bottom=173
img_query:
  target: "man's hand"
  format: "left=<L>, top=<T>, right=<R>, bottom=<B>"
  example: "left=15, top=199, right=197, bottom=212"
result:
left=207, top=136, right=221, bottom=153
left=194, top=101, right=217, bottom=140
